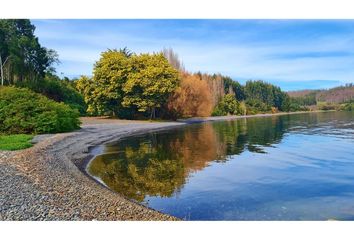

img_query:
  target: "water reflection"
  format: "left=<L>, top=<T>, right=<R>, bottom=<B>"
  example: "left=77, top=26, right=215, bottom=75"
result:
left=88, top=115, right=292, bottom=201
left=88, top=111, right=354, bottom=219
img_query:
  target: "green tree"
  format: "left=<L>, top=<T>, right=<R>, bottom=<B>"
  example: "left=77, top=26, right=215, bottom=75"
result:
left=222, top=76, right=245, bottom=101
left=76, top=75, right=100, bottom=115
left=16, top=73, right=87, bottom=115
left=90, top=49, right=132, bottom=116
left=0, top=19, right=58, bottom=85
left=78, top=49, right=179, bottom=119
left=244, top=80, right=290, bottom=112
left=122, top=53, right=179, bottom=119
left=212, top=93, right=241, bottom=116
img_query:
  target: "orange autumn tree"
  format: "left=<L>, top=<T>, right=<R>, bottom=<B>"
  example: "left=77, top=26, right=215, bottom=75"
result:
left=167, top=73, right=213, bottom=119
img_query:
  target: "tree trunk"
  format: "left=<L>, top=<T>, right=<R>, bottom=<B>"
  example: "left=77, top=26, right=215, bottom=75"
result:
left=0, top=55, right=3, bottom=86
left=150, top=107, right=156, bottom=120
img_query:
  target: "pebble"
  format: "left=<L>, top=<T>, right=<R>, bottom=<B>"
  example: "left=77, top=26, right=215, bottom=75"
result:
left=0, top=121, right=182, bottom=220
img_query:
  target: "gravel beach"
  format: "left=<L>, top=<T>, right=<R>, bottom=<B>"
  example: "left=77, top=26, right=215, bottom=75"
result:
left=0, top=118, right=184, bottom=220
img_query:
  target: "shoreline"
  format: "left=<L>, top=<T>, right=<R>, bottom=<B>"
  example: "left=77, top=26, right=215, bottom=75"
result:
left=0, top=111, right=324, bottom=220
left=177, top=110, right=319, bottom=123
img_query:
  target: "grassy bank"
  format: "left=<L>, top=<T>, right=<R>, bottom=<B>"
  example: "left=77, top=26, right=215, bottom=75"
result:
left=0, top=134, right=33, bottom=151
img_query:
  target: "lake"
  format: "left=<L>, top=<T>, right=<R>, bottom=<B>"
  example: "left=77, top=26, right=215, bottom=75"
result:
left=87, top=111, right=354, bottom=220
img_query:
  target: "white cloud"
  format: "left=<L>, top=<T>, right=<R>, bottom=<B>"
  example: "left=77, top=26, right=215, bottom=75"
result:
left=33, top=20, right=354, bottom=85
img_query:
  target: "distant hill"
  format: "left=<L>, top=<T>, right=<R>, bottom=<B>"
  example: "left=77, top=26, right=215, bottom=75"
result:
left=288, top=84, right=354, bottom=104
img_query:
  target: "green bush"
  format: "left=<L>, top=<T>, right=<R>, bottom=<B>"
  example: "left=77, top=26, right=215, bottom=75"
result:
left=245, top=99, right=271, bottom=114
left=212, top=94, right=241, bottom=116
left=0, top=86, right=81, bottom=134
left=17, top=74, right=87, bottom=116
left=317, top=102, right=337, bottom=111
left=340, top=101, right=354, bottom=111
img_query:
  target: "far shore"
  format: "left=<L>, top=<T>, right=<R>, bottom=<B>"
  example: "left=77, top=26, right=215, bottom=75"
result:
left=0, top=110, right=330, bottom=220
left=177, top=110, right=324, bottom=123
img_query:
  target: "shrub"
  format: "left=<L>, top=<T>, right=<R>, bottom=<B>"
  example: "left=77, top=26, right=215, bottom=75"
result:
left=212, top=94, right=240, bottom=116
left=0, top=86, right=81, bottom=134
left=17, top=74, right=87, bottom=116
left=340, top=100, right=354, bottom=111
left=317, top=102, right=337, bottom=111
left=245, top=99, right=271, bottom=114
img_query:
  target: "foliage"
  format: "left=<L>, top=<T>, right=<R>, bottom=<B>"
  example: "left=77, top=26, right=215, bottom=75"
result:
left=197, top=73, right=225, bottom=107
left=317, top=83, right=354, bottom=104
left=244, top=80, right=290, bottom=112
left=0, top=134, right=33, bottom=150
left=239, top=101, right=247, bottom=115
left=317, top=101, right=338, bottom=111
left=288, top=84, right=354, bottom=106
left=167, top=74, right=213, bottom=119
left=122, top=53, right=179, bottom=118
left=78, top=49, right=179, bottom=119
left=76, top=50, right=134, bottom=116
left=223, top=76, right=245, bottom=101
left=340, top=100, right=354, bottom=111
left=0, top=86, right=80, bottom=134
left=245, top=99, right=271, bottom=114
left=212, top=94, right=241, bottom=116
left=290, top=93, right=317, bottom=106
left=0, top=19, right=58, bottom=85
left=17, top=73, right=87, bottom=115
left=288, top=101, right=310, bottom=112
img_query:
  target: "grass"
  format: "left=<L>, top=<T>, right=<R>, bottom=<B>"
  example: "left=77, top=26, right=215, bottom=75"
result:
left=0, top=134, right=34, bottom=151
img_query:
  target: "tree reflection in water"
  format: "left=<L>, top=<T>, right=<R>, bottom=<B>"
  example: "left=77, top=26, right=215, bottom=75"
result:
left=88, top=114, right=296, bottom=202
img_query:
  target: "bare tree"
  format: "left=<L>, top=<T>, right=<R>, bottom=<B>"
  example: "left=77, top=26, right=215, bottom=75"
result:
left=162, top=47, right=185, bottom=72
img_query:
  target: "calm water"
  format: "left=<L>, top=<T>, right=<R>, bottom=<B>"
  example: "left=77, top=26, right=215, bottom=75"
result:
left=88, top=111, right=354, bottom=220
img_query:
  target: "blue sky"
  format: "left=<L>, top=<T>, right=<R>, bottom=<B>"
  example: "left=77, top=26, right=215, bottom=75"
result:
left=32, top=19, right=354, bottom=91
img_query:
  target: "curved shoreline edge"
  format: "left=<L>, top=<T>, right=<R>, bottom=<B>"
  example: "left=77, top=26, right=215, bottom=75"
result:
left=0, top=111, right=321, bottom=220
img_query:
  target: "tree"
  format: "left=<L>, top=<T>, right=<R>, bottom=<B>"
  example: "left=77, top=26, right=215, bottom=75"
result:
left=167, top=73, right=213, bottom=118
left=76, top=75, right=103, bottom=115
left=89, top=49, right=132, bottom=116
left=212, top=93, right=241, bottom=116
left=77, top=49, right=179, bottom=119
left=222, top=76, right=245, bottom=101
left=122, top=53, right=179, bottom=119
left=199, top=73, right=225, bottom=108
left=0, top=19, right=58, bottom=85
left=162, top=47, right=185, bottom=72
left=244, top=80, right=290, bottom=112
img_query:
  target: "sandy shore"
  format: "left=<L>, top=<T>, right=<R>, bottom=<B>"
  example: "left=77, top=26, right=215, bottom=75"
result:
left=0, top=112, right=314, bottom=220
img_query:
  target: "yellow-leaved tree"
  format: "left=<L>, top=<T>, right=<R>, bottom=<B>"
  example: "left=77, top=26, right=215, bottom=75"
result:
left=122, top=53, right=179, bottom=119
left=76, top=49, right=179, bottom=119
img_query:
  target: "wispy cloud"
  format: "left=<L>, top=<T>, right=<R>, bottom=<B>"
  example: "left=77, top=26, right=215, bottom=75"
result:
left=32, top=19, right=354, bottom=89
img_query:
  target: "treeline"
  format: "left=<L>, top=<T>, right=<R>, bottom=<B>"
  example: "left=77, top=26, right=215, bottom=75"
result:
left=76, top=47, right=292, bottom=119
left=288, top=83, right=354, bottom=111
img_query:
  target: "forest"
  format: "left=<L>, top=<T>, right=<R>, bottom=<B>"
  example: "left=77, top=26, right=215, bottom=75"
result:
left=1, top=19, right=352, bottom=137
left=288, top=84, right=354, bottom=111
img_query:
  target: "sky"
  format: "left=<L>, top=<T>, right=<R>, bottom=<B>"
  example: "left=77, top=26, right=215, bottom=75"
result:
left=32, top=19, right=354, bottom=91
